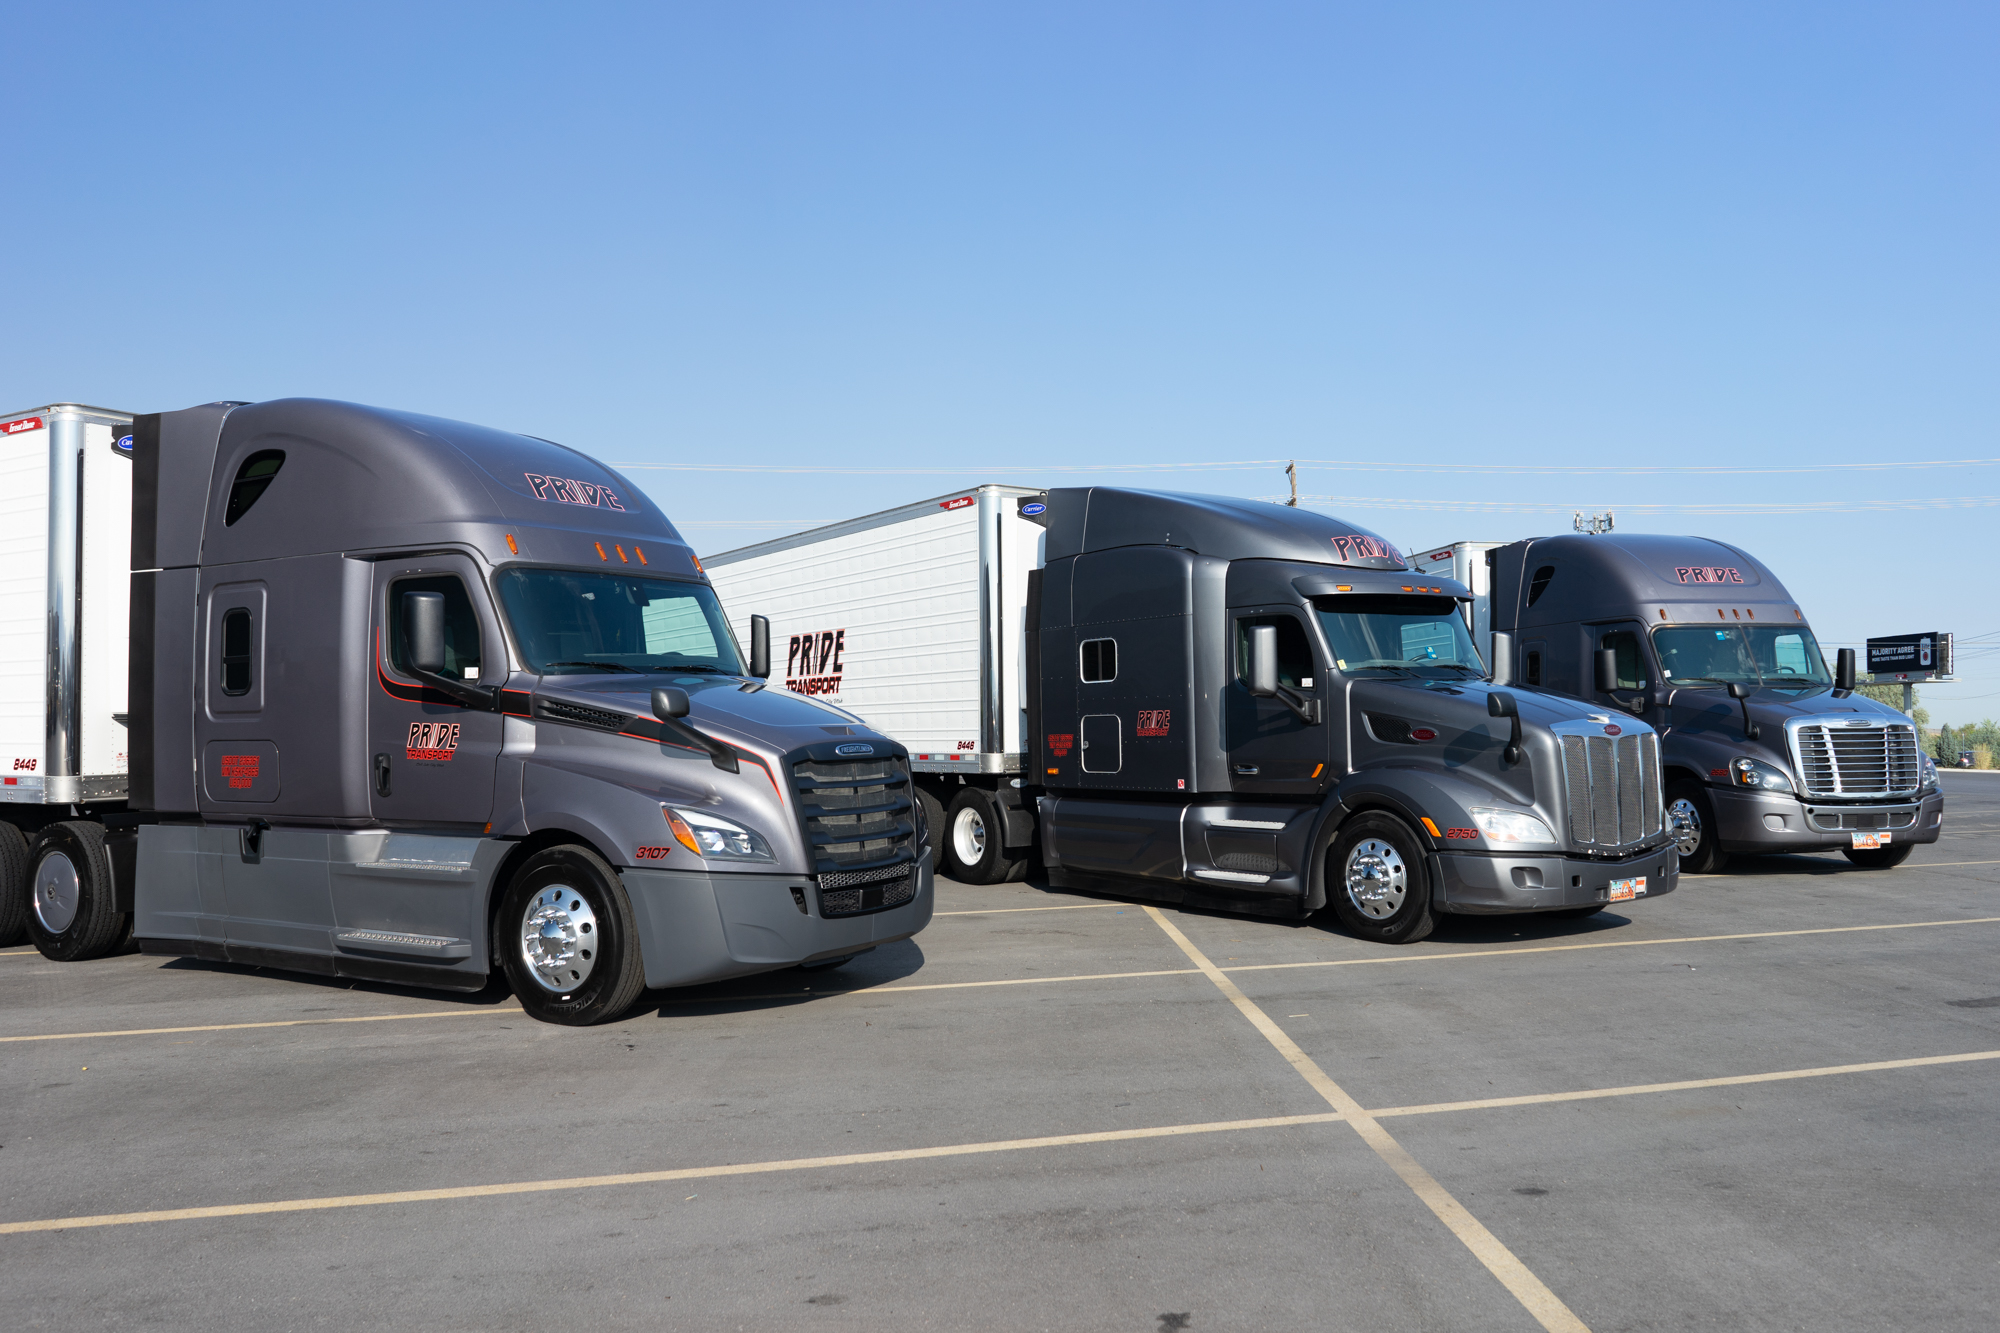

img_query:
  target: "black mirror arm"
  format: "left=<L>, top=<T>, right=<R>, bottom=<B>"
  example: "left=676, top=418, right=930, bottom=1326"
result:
left=408, top=666, right=498, bottom=711
left=1273, top=684, right=1322, bottom=725
left=661, top=717, right=741, bottom=773
left=1738, top=697, right=1761, bottom=741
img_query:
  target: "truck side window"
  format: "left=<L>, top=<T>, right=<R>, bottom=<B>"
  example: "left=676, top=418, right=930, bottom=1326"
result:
left=225, top=450, right=286, bottom=525
left=389, top=576, right=483, bottom=681
left=1235, top=616, right=1313, bottom=688
left=1526, top=565, right=1555, bottom=607
left=220, top=607, right=253, bottom=695
left=1080, top=638, right=1117, bottom=683
left=1524, top=650, right=1542, bottom=686
left=1600, top=630, right=1645, bottom=689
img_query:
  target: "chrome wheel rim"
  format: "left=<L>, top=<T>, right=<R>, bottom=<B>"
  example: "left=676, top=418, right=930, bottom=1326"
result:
left=1668, top=798, right=1702, bottom=857
left=951, top=807, right=987, bottom=867
left=520, top=884, right=598, bottom=994
left=32, top=851, right=80, bottom=934
left=1343, top=838, right=1407, bottom=920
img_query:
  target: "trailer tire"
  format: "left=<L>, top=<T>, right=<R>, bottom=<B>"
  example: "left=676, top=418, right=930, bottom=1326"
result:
left=943, top=788, right=1025, bottom=885
left=24, top=822, right=127, bottom=962
left=1840, top=842, right=1914, bottom=870
left=1665, top=782, right=1729, bottom=875
left=0, top=820, right=28, bottom=947
left=1326, top=813, right=1435, bottom=945
left=495, top=845, right=648, bottom=1026
left=914, top=785, right=947, bottom=875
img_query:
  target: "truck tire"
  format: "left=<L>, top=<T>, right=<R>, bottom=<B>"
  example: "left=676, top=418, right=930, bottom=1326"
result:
left=914, top=785, right=947, bottom=875
left=1326, top=813, right=1435, bottom=945
left=0, top=820, right=29, bottom=947
left=24, top=821, right=128, bottom=962
left=1840, top=842, right=1914, bottom=870
left=1666, top=781, right=1729, bottom=875
left=943, top=788, right=1026, bottom=885
left=495, top=846, right=648, bottom=1026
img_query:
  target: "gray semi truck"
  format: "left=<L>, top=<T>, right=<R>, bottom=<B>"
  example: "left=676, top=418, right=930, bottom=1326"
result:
left=708, top=488, right=1681, bottom=944
left=0, top=398, right=932, bottom=1024
left=1413, top=534, right=1944, bottom=873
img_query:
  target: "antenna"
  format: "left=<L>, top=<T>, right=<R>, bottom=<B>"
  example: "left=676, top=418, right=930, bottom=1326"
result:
left=1572, top=510, right=1614, bottom=535
left=1286, top=461, right=1298, bottom=507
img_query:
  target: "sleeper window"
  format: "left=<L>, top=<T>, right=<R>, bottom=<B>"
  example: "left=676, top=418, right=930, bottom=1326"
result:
left=389, top=576, right=483, bottom=680
left=1080, top=638, right=1118, bottom=683
left=220, top=608, right=253, bottom=695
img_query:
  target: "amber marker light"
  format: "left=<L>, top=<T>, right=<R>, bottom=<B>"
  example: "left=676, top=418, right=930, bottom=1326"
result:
left=504, top=534, right=518, bottom=555
left=663, top=809, right=701, bottom=855
left=1047, top=767, right=1059, bottom=775
left=615, top=544, right=629, bottom=563
left=595, top=542, right=609, bottom=561
left=691, top=555, right=704, bottom=573
left=1419, top=816, right=1442, bottom=837
left=634, top=546, right=647, bottom=565
left=1335, top=584, right=1352, bottom=592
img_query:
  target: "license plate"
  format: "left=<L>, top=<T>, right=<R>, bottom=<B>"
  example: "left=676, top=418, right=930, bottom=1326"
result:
left=1852, top=831, right=1891, bottom=849
left=1608, top=877, right=1646, bottom=902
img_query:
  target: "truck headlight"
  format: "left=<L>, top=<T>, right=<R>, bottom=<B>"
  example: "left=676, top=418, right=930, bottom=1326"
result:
left=1729, top=757, right=1794, bottom=793
left=663, top=807, right=775, bottom=862
left=1920, top=754, right=1940, bottom=791
left=1468, top=807, right=1557, bottom=845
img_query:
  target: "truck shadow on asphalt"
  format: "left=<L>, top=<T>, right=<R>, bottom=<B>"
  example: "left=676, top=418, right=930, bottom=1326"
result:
left=640, top=938, right=931, bottom=1019
left=156, top=956, right=521, bottom=1006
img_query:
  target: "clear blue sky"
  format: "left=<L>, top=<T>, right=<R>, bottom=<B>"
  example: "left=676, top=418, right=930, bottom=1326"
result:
left=5, top=2, right=1996, bottom=720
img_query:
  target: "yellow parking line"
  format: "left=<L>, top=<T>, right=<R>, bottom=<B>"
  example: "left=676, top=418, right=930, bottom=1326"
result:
left=933, top=903, right=1124, bottom=917
left=1369, top=1048, right=2000, bottom=1120
left=0, top=1007, right=517, bottom=1044
left=1143, top=905, right=1590, bottom=1333
left=0, top=1110, right=1347, bottom=1235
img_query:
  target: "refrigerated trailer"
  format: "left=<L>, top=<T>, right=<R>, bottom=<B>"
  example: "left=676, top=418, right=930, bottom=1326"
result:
left=0, top=398, right=932, bottom=1024
left=1411, top=531, right=1944, bottom=872
left=708, top=487, right=1680, bottom=943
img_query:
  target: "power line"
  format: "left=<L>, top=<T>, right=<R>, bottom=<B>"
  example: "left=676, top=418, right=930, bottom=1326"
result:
left=1285, top=494, right=2000, bottom=515
left=612, top=456, right=2000, bottom=477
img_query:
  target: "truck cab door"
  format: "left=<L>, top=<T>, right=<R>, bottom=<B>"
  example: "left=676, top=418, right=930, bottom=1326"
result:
left=1591, top=621, right=1654, bottom=717
left=1225, top=611, right=1326, bottom=794
left=369, top=557, right=506, bottom=827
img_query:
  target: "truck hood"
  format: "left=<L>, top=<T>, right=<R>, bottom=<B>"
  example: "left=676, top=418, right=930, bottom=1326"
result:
left=1348, top=675, right=1657, bottom=736
left=1663, top=684, right=1910, bottom=733
left=527, top=675, right=898, bottom=758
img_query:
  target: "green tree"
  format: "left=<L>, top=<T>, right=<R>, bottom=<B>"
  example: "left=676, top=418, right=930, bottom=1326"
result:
left=1855, top=682, right=1928, bottom=728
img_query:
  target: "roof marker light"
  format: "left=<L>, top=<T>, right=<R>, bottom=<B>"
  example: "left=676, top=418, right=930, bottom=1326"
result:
left=615, top=544, right=629, bottom=564
left=504, top=533, right=518, bottom=555
left=634, top=546, right=647, bottom=565
left=595, top=542, right=608, bottom=561
left=1336, top=585, right=1352, bottom=592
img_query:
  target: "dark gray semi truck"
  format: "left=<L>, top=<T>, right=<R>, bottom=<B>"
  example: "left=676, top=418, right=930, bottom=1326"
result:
left=709, top=488, right=1681, bottom=943
left=2, top=398, right=932, bottom=1024
left=1415, top=533, right=1944, bottom=873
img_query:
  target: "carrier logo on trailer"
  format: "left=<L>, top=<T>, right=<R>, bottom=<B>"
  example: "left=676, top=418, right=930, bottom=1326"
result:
left=2, top=416, right=44, bottom=436
left=524, top=473, right=627, bottom=511
left=1331, top=535, right=1407, bottom=568
left=406, top=721, right=462, bottom=761
left=939, top=496, right=974, bottom=511
left=787, top=628, right=845, bottom=696
left=1675, top=566, right=1743, bottom=584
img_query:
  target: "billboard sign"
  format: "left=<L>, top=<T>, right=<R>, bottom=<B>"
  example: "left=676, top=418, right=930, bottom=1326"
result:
left=1867, top=632, right=1952, bottom=682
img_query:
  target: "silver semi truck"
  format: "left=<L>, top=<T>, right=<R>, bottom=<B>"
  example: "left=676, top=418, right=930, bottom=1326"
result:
left=0, top=399, right=932, bottom=1024
left=1412, top=534, right=1944, bottom=873
left=707, top=487, right=1680, bottom=944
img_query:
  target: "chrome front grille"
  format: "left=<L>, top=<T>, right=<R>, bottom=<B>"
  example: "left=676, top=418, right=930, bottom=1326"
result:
left=1558, top=731, right=1663, bottom=850
left=1789, top=722, right=1920, bottom=798
left=791, top=754, right=917, bottom=876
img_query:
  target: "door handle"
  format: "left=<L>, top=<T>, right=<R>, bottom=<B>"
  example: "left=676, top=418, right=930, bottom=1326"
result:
left=1233, top=765, right=1259, bottom=776
left=373, top=753, right=392, bottom=797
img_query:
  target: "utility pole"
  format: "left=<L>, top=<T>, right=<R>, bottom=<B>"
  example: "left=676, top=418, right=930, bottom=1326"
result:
left=1286, top=461, right=1298, bottom=507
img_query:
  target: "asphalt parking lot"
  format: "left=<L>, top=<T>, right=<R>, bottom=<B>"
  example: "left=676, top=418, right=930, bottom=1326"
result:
left=3, top=771, right=1997, bottom=1333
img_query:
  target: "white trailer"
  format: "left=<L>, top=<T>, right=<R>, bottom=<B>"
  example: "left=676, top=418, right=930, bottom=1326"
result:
left=1409, top=540, right=1501, bottom=668
left=0, top=404, right=136, bottom=809
left=704, top=485, right=1045, bottom=777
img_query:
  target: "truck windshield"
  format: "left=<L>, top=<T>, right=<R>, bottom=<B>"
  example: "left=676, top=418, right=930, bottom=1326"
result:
left=1652, top=624, right=1831, bottom=688
left=1313, top=596, right=1485, bottom=679
left=497, top=568, right=746, bottom=676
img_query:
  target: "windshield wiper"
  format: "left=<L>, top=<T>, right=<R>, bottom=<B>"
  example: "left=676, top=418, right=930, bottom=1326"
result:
left=661, top=664, right=730, bottom=674
left=541, top=660, right=645, bottom=674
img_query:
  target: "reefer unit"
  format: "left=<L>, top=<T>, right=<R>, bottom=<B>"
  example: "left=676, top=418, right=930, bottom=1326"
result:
left=704, top=485, right=1045, bottom=776
left=0, top=404, right=136, bottom=807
